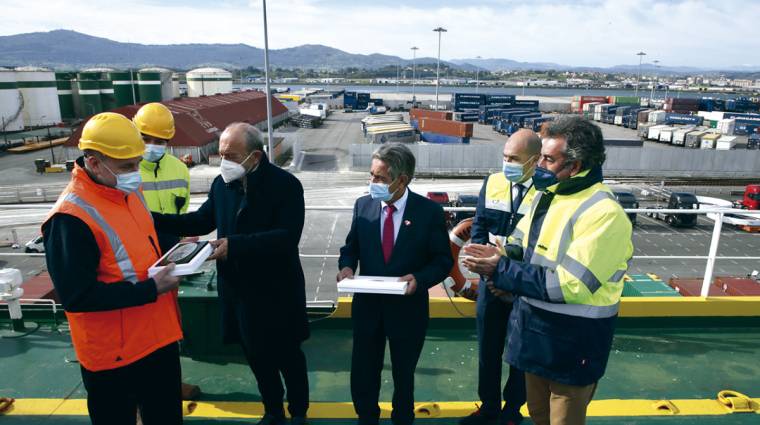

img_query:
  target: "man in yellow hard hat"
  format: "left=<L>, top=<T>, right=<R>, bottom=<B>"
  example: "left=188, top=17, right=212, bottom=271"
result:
left=42, top=112, right=184, bottom=424
left=134, top=103, right=190, bottom=218
left=133, top=102, right=199, bottom=400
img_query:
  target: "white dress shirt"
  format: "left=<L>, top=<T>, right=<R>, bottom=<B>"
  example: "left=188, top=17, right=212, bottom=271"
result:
left=380, top=188, right=409, bottom=244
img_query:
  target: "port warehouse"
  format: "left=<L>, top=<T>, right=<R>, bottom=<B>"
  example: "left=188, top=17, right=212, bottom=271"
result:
left=62, top=91, right=289, bottom=162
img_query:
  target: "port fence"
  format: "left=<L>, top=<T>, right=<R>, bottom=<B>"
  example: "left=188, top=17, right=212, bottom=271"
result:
left=1, top=205, right=756, bottom=301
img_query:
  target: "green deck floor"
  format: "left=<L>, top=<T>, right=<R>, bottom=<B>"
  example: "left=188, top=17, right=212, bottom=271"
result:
left=1, top=322, right=759, bottom=423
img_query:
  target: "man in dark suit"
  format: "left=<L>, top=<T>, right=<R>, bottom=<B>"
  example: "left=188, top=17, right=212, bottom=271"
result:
left=337, top=143, right=453, bottom=425
left=153, top=122, right=309, bottom=425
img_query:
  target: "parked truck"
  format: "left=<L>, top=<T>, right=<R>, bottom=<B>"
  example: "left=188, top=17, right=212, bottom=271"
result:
left=646, top=192, right=700, bottom=227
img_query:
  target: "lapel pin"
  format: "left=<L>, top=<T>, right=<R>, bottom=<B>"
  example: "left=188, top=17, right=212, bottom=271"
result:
left=404, top=220, right=412, bottom=226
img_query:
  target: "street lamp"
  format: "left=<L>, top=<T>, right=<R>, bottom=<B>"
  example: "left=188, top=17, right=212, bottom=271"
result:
left=635, top=51, right=646, bottom=98
left=650, top=59, right=659, bottom=102
left=411, top=46, right=419, bottom=106
left=433, top=27, right=447, bottom=110
left=475, top=55, right=482, bottom=94
left=262, top=0, right=274, bottom=159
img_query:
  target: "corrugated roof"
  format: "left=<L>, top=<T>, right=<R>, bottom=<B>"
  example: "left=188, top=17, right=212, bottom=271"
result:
left=66, top=90, right=288, bottom=148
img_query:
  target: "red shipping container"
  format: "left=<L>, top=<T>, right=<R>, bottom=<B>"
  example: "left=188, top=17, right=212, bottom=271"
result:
left=410, top=108, right=452, bottom=121
left=419, top=118, right=473, bottom=138
left=713, top=277, right=760, bottom=296
left=667, top=278, right=726, bottom=296
left=578, top=96, right=610, bottom=115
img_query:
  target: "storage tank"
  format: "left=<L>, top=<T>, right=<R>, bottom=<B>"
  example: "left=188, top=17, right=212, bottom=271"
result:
left=186, top=67, right=233, bottom=97
left=109, top=70, right=138, bottom=107
left=15, top=66, right=61, bottom=126
left=138, top=68, right=172, bottom=103
left=84, top=68, right=117, bottom=112
left=76, top=71, right=104, bottom=117
left=55, top=72, right=76, bottom=120
left=171, top=73, right=181, bottom=98
left=0, top=68, right=24, bottom=132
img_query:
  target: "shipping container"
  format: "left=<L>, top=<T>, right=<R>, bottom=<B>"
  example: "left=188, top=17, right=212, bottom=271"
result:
left=648, top=111, right=667, bottom=124
left=420, top=132, right=470, bottom=144
left=700, top=133, right=721, bottom=149
left=513, top=99, right=539, bottom=110
left=364, top=124, right=417, bottom=144
left=637, top=123, right=654, bottom=138
left=524, top=116, right=555, bottom=132
left=672, top=126, right=697, bottom=146
left=485, top=94, right=515, bottom=105
left=637, top=109, right=653, bottom=124
left=684, top=130, right=709, bottom=149
left=667, top=278, right=725, bottom=296
left=716, top=135, right=739, bottom=150
left=658, top=126, right=679, bottom=143
left=714, top=277, right=760, bottom=296
left=410, top=108, right=452, bottom=121
left=718, top=118, right=736, bottom=135
left=611, top=96, right=641, bottom=106
left=419, top=118, right=473, bottom=138
left=665, top=113, right=704, bottom=126
left=646, top=124, right=669, bottom=140
left=453, top=112, right=479, bottom=122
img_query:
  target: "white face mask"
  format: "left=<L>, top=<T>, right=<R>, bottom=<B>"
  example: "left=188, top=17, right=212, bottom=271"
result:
left=220, top=151, right=255, bottom=183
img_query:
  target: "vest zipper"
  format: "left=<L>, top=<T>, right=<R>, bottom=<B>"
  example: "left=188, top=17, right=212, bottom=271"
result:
left=148, top=235, right=160, bottom=257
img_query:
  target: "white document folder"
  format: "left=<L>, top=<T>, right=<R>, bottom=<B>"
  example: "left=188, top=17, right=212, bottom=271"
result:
left=337, top=275, right=408, bottom=295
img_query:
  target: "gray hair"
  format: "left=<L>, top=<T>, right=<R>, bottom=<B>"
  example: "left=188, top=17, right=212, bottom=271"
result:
left=372, top=143, right=416, bottom=181
left=543, top=115, right=606, bottom=168
left=224, top=122, right=264, bottom=153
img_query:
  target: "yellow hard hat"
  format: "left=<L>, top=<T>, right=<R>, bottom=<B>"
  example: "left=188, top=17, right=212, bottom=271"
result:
left=78, top=112, right=145, bottom=159
left=132, top=103, right=175, bottom=140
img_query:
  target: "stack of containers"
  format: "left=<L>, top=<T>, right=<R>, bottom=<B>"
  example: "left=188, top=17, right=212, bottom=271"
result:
left=714, top=277, right=760, bottom=295
left=684, top=130, right=709, bottom=149
left=454, top=93, right=484, bottom=112
left=664, top=97, right=700, bottom=113
left=419, top=118, right=473, bottom=144
left=514, top=99, right=539, bottom=110
left=576, top=96, right=609, bottom=115
left=667, top=277, right=725, bottom=296
left=722, top=112, right=760, bottom=135
left=409, top=108, right=451, bottom=130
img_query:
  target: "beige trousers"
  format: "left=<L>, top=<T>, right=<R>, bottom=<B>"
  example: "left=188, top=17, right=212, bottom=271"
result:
left=525, top=372, right=598, bottom=425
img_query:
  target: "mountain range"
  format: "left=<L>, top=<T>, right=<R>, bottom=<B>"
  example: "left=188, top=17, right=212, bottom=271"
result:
left=1, top=30, right=758, bottom=75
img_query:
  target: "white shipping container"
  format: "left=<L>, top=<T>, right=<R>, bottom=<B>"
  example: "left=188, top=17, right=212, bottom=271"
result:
left=672, top=126, right=696, bottom=145
left=716, top=135, right=738, bottom=150
left=647, top=125, right=669, bottom=140
left=718, top=118, right=736, bottom=135
left=614, top=115, right=624, bottom=125
left=659, top=127, right=678, bottom=143
left=648, top=111, right=667, bottom=124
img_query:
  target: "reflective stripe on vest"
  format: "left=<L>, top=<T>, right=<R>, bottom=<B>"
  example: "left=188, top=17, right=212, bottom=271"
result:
left=141, top=179, right=189, bottom=191
left=63, top=193, right=138, bottom=283
left=522, top=296, right=620, bottom=319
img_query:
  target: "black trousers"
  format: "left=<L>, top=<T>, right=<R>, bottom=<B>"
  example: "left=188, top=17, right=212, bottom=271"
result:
left=238, top=331, right=310, bottom=418
left=476, top=291, right=526, bottom=420
left=80, top=342, right=182, bottom=425
left=351, top=325, right=426, bottom=425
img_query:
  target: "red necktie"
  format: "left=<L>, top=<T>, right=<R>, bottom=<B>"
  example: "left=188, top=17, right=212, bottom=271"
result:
left=382, top=204, right=396, bottom=264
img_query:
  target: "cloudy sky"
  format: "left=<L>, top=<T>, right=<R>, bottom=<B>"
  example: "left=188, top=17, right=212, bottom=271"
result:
left=1, top=0, right=757, bottom=68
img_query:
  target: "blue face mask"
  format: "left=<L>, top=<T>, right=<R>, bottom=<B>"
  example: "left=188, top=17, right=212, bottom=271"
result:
left=143, top=144, right=166, bottom=162
left=532, top=166, right=559, bottom=190
left=103, top=162, right=142, bottom=194
left=369, top=180, right=398, bottom=202
left=503, top=160, right=532, bottom=183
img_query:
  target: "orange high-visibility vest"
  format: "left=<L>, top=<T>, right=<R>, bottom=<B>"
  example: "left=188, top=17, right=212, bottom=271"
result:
left=44, top=163, right=182, bottom=372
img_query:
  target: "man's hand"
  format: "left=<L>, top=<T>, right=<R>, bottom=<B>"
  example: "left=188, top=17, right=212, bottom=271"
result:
left=486, top=281, right=508, bottom=298
left=399, top=274, right=417, bottom=296
left=154, top=264, right=180, bottom=294
left=208, top=238, right=228, bottom=261
left=337, top=267, right=355, bottom=282
left=463, top=243, right=500, bottom=258
left=462, top=253, right=502, bottom=276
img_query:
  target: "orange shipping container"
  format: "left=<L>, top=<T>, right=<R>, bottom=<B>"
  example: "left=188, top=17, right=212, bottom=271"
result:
left=419, top=118, right=473, bottom=138
left=410, top=108, right=452, bottom=121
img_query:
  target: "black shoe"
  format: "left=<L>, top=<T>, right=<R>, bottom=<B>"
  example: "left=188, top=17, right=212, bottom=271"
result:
left=291, top=417, right=309, bottom=425
left=499, top=411, right=524, bottom=425
left=257, top=413, right=287, bottom=425
left=459, top=407, right=499, bottom=425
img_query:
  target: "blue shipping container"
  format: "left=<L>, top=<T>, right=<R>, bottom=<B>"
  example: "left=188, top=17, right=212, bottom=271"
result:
left=421, top=132, right=470, bottom=144
left=665, top=113, right=703, bottom=125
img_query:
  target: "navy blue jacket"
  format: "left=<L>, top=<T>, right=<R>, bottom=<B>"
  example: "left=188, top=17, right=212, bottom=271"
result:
left=153, top=154, right=309, bottom=344
left=493, top=167, right=615, bottom=386
left=338, top=191, right=453, bottom=339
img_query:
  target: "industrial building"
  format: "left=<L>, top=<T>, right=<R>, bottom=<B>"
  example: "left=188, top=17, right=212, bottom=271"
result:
left=63, top=90, right=289, bottom=163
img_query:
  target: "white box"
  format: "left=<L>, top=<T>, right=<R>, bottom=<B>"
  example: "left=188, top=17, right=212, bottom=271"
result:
left=337, top=275, right=408, bottom=295
left=148, top=241, right=213, bottom=278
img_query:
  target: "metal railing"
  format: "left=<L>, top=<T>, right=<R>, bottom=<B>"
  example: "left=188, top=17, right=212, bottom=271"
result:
left=1, top=206, right=758, bottom=299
